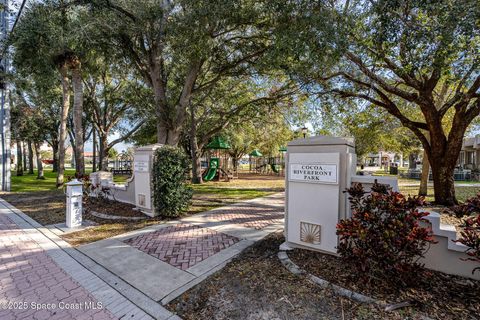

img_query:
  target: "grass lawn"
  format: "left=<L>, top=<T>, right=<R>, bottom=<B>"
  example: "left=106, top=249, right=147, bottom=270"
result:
left=113, top=174, right=130, bottom=184
left=9, top=169, right=83, bottom=192
left=399, top=185, right=479, bottom=203
left=3, top=170, right=285, bottom=245
left=369, top=172, right=480, bottom=202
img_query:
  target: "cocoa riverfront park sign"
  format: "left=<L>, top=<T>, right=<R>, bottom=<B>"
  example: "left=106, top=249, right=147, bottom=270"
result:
left=134, top=161, right=149, bottom=173
left=288, top=163, right=338, bottom=184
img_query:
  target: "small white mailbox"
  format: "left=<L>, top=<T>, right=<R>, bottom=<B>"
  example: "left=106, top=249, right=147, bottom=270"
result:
left=65, top=179, right=83, bottom=228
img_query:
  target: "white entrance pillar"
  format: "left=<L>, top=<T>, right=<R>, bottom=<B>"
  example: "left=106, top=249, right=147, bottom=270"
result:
left=284, top=136, right=356, bottom=254
left=133, top=144, right=163, bottom=217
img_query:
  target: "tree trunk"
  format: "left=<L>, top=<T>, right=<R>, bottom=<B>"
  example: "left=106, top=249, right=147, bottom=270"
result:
left=408, top=153, right=417, bottom=169
left=98, top=133, right=109, bottom=171
left=152, top=61, right=199, bottom=146
left=430, top=162, right=456, bottom=205
left=71, top=61, right=85, bottom=175
left=56, top=64, right=71, bottom=188
left=34, top=142, right=45, bottom=180
left=191, top=150, right=203, bottom=184
left=22, top=141, right=27, bottom=172
left=52, top=142, right=59, bottom=172
left=16, top=139, right=24, bottom=176
left=419, top=150, right=429, bottom=196
left=68, top=129, right=77, bottom=169
left=28, top=141, right=34, bottom=174
left=189, top=103, right=203, bottom=184
left=426, top=130, right=464, bottom=206
left=92, top=128, right=97, bottom=172
left=232, top=156, right=242, bottom=174
left=155, top=119, right=182, bottom=146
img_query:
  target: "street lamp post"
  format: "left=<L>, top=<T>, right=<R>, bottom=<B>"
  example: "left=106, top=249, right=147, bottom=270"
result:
left=301, top=126, right=308, bottom=139
left=0, top=0, right=10, bottom=192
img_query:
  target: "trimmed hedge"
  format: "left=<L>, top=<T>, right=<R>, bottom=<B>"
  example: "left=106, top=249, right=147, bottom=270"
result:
left=152, top=146, right=193, bottom=217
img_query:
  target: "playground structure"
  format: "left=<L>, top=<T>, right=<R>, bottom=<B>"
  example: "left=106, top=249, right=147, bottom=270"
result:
left=202, top=137, right=235, bottom=182
left=248, top=147, right=286, bottom=176
left=203, top=158, right=220, bottom=181
left=200, top=137, right=288, bottom=182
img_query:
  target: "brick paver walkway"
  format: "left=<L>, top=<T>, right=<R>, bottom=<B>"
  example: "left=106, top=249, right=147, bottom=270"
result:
left=0, top=214, right=116, bottom=320
left=208, top=205, right=284, bottom=230
left=124, top=223, right=239, bottom=270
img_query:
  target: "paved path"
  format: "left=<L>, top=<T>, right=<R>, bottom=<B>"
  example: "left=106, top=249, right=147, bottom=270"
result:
left=0, top=211, right=116, bottom=319
left=79, top=193, right=285, bottom=305
left=0, top=199, right=175, bottom=320
left=0, top=193, right=284, bottom=319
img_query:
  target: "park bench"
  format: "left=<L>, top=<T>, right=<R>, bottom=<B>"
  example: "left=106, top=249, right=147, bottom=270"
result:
left=111, top=168, right=132, bottom=176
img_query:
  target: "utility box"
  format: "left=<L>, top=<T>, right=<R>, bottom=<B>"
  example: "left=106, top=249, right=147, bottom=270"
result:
left=133, top=144, right=164, bottom=217
left=65, top=179, right=83, bottom=228
left=389, top=164, right=398, bottom=175
left=284, top=136, right=356, bottom=254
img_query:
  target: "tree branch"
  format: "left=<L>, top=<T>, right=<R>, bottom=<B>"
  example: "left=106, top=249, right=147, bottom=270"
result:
left=108, top=121, right=145, bottom=148
left=346, top=52, right=419, bottom=102
left=331, top=88, right=429, bottom=146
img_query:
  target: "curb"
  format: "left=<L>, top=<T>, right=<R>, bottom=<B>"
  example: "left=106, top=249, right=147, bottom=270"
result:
left=277, top=250, right=379, bottom=305
left=277, top=249, right=438, bottom=318
left=90, top=210, right=147, bottom=221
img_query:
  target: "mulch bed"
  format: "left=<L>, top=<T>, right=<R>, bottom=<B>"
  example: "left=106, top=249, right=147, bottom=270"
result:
left=168, top=233, right=434, bottom=320
left=1, top=190, right=67, bottom=225
left=289, top=248, right=480, bottom=319
left=84, top=198, right=147, bottom=218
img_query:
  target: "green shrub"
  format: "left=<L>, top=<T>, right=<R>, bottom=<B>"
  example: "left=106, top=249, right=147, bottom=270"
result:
left=152, top=146, right=193, bottom=217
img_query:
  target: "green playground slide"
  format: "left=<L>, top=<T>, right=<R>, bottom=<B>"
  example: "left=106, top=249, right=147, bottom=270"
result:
left=270, top=164, right=280, bottom=173
left=204, top=158, right=219, bottom=181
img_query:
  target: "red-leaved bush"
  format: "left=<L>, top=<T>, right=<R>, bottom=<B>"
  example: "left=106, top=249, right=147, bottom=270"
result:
left=451, top=193, right=480, bottom=218
left=336, top=182, right=436, bottom=286
left=455, top=215, right=480, bottom=274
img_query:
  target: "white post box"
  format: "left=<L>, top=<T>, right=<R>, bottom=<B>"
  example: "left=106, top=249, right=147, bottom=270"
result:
left=65, top=179, right=83, bottom=228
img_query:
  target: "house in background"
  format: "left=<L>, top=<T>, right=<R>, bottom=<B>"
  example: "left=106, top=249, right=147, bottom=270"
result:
left=458, top=135, right=480, bottom=170
left=10, top=142, right=73, bottom=170
left=363, top=151, right=406, bottom=167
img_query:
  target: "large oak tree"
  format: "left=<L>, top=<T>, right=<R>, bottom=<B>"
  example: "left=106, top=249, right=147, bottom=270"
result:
left=86, top=0, right=274, bottom=146
left=274, top=0, right=480, bottom=205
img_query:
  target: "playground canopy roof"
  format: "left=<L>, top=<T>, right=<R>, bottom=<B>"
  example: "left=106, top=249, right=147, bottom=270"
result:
left=249, top=149, right=263, bottom=157
left=205, top=136, right=231, bottom=150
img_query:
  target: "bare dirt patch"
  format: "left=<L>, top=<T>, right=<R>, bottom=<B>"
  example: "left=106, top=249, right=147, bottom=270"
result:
left=289, top=248, right=480, bottom=319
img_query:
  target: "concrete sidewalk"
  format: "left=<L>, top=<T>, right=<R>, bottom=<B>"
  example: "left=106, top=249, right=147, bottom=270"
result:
left=78, top=193, right=285, bottom=305
left=0, top=193, right=284, bottom=319
left=0, top=199, right=166, bottom=320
